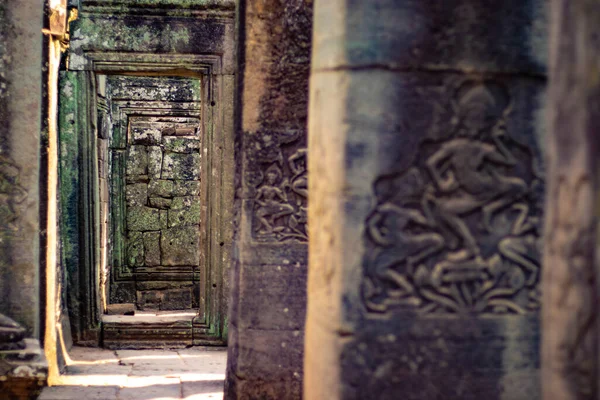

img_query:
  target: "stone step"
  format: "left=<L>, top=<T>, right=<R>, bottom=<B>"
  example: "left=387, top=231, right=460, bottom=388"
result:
left=102, top=311, right=196, bottom=350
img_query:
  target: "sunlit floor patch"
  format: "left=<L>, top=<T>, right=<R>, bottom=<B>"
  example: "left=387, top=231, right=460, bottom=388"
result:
left=39, top=346, right=227, bottom=399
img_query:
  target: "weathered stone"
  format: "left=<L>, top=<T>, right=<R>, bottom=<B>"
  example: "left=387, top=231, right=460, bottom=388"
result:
left=0, top=0, right=44, bottom=342
left=0, top=314, right=26, bottom=350
left=173, top=180, right=201, bottom=196
left=161, top=226, right=200, bottom=266
left=126, top=174, right=149, bottom=184
left=160, top=210, right=168, bottom=230
left=147, top=146, right=163, bottom=179
left=127, top=232, right=144, bottom=267
left=127, top=207, right=161, bottom=232
left=168, top=196, right=201, bottom=227
left=161, top=289, right=193, bottom=310
left=161, top=153, right=200, bottom=180
left=148, top=180, right=174, bottom=198
left=162, top=137, right=201, bottom=153
left=143, top=232, right=161, bottom=267
left=148, top=197, right=172, bottom=209
left=131, top=125, right=162, bottom=145
left=105, top=303, right=136, bottom=316
left=136, top=291, right=161, bottom=310
left=125, top=183, right=147, bottom=207
left=162, top=126, right=198, bottom=136
left=137, top=282, right=193, bottom=291
left=225, top=1, right=312, bottom=398
left=126, top=145, right=148, bottom=176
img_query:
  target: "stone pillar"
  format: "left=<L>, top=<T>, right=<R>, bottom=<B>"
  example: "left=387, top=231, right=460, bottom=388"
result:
left=542, top=1, right=600, bottom=399
left=0, top=1, right=49, bottom=397
left=306, top=1, right=546, bottom=399
left=225, top=0, right=312, bottom=399
left=0, top=0, right=43, bottom=339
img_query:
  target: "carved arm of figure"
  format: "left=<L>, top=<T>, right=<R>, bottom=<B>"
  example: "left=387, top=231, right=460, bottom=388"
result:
left=367, top=211, right=392, bottom=246
left=254, top=187, right=267, bottom=207
left=288, top=148, right=307, bottom=176
left=488, top=125, right=517, bottom=167
left=275, top=186, right=289, bottom=203
left=426, top=146, right=458, bottom=193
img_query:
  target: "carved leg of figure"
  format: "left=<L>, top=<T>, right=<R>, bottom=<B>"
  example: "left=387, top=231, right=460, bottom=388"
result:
left=273, top=205, right=295, bottom=232
left=406, top=233, right=446, bottom=271
left=498, top=237, right=539, bottom=286
left=258, top=216, right=274, bottom=233
left=483, top=179, right=527, bottom=231
left=438, top=211, right=479, bottom=261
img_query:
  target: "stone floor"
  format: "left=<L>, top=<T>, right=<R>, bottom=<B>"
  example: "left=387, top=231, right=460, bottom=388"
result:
left=39, top=346, right=227, bottom=400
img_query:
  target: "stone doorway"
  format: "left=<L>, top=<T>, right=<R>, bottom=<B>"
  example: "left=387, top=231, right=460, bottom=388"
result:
left=89, top=73, right=230, bottom=348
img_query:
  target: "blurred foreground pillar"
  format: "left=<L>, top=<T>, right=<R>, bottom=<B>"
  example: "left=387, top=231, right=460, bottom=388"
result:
left=306, top=1, right=547, bottom=399
left=541, top=1, right=600, bottom=399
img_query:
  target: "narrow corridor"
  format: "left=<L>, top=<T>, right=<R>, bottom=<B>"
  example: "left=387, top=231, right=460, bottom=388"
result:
left=38, top=347, right=226, bottom=400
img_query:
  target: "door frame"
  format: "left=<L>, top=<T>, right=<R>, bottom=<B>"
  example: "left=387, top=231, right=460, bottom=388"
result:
left=67, top=52, right=232, bottom=344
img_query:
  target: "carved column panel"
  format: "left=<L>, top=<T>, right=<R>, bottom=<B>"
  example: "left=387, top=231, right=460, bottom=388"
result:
left=0, top=0, right=43, bottom=336
left=225, top=0, right=312, bottom=399
left=306, top=1, right=547, bottom=399
left=0, top=1, right=49, bottom=396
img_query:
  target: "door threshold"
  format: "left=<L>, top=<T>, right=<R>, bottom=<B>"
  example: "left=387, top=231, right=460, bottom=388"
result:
left=101, top=310, right=198, bottom=350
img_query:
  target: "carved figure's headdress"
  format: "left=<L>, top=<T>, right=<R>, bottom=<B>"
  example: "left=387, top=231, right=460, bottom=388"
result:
left=264, top=163, right=283, bottom=182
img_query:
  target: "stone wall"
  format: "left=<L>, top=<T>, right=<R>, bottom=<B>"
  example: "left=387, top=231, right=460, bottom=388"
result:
left=225, top=0, right=312, bottom=399
left=125, top=117, right=203, bottom=310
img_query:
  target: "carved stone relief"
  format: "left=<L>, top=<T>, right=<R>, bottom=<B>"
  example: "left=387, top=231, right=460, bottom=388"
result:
left=251, top=133, right=307, bottom=243
left=362, top=80, right=543, bottom=315
left=0, top=155, right=27, bottom=232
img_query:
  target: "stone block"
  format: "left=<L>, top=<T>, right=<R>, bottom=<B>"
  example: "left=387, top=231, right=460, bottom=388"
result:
left=168, top=196, right=201, bottom=227
left=98, top=139, right=108, bottom=161
left=162, top=137, right=201, bottom=153
left=125, top=183, right=147, bottom=207
left=148, top=179, right=174, bottom=198
left=147, top=146, right=163, bottom=179
left=161, top=152, right=200, bottom=180
left=162, top=126, right=198, bottom=136
left=161, top=289, right=193, bottom=310
left=105, top=303, right=136, bottom=315
left=238, top=264, right=306, bottom=330
left=161, top=226, right=200, bottom=266
left=173, top=180, right=201, bottom=196
left=126, top=174, right=149, bottom=184
left=312, top=0, right=546, bottom=75
left=127, top=231, right=144, bottom=267
left=143, top=231, right=161, bottom=266
left=160, top=210, right=168, bottom=230
left=232, top=328, right=304, bottom=382
left=126, top=145, right=148, bottom=176
left=136, top=291, right=161, bottom=310
left=131, top=125, right=161, bottom=145
left=127, top=206, right=161, bottom=231
left=136, top=282, right=193, bottom=291
left=148, top=197, right=172, bottom=209
left=110, top=281, right=136, bottom=304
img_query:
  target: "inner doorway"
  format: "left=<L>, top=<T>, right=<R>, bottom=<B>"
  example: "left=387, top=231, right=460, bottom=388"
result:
left=96, top=74, right=224, bottom=348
